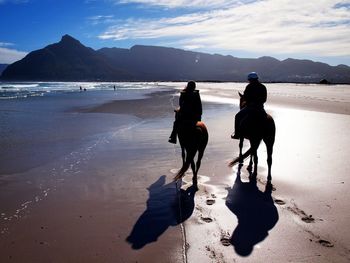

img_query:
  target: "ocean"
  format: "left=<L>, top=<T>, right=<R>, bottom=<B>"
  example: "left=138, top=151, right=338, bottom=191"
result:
left=0, top=82, right=172, bottom=175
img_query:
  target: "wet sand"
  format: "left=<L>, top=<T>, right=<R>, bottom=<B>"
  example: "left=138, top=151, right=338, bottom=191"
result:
left=1, top=83, right=350, bottom=262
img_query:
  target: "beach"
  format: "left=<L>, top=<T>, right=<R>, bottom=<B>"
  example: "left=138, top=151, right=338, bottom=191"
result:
left=0, top=82, right=350, bottom=262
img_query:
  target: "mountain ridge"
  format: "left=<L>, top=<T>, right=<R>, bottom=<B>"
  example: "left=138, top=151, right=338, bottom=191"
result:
left=1, top=35, right=349, bottom=83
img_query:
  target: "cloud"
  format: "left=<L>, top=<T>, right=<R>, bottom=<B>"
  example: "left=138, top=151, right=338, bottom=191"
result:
left=88, top=15, right=115, bottom=25
left=0, top=42, right=14, bottom=47
left=0, top=0, right=29, bottom=4
left=99, top=0, right=350, bottom=58
left=116, top=0, right=244, bottom=8
left=0, top=47, right=27, bottom=64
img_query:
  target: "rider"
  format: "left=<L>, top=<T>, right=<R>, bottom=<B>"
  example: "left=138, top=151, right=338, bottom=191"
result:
left=232, top=72, right=267, bottom=139
left=168, top=81, right=202, bottom=144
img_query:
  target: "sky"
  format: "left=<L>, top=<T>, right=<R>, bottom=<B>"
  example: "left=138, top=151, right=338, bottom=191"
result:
left=0, top=0, right=349, bottom=66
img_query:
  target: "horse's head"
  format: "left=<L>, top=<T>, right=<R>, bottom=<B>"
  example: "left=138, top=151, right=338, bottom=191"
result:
left=238, top=92, right=247, bottom=109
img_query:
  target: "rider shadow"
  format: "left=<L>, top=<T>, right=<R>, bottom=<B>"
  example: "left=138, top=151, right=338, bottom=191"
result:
left=126, top=175, right=197, bottom=249
left=225, top=164, right=279, bottom=256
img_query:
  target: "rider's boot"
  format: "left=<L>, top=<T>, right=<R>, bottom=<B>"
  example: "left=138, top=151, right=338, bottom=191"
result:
left=231, top=131, right=240, bottom=139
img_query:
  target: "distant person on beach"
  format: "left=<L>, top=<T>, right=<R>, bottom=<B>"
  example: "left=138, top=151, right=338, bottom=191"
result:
left=114, top=85, right=116, bottom=91
left=168, top=81, right=202, bottom=144
left=79, top=86, right=82, bottom=91
left=232, top=72, right=267, bottom=139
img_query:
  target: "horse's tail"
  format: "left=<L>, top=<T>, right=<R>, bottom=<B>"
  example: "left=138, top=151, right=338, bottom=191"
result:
left=228, top=148, right=251, bottom=167
left=174, top=151, right=196, bottom=181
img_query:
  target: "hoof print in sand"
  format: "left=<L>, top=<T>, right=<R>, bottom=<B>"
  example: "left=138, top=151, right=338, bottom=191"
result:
left=201, top=217, right=213, bottom=223
left=206, top=199, right=215, bottom=205
left=274, top=199, right=285, bottom=205
left=318, top=239, right=334, bottom=247
left=287, top=203, right=316, bottom=224
left=301, top=215, right=315, bottom=223
left=220, top=237, right=231, bottom=246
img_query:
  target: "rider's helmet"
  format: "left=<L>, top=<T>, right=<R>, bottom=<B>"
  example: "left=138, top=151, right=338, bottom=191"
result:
left=247, top=72, right=259, bottom=80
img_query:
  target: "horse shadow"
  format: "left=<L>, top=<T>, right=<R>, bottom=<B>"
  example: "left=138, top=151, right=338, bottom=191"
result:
left=126, top=175, right=197, bottom=249
left=225, top=164, right=279, bottom=256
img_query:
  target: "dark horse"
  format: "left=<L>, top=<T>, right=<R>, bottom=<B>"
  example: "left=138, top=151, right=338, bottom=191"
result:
left=174, top=118, right=208, bottom=185
left=229, top=92, right=276, bottom=181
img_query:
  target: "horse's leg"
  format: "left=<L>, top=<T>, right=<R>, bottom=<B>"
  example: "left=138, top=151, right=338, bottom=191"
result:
left=238, top=137, right=244, bottom=164
left=253, top=150, right=258, bottom=177
left=181, top=146, right=186, bottom=166
left=249, top=139, right=260, bottom=179
left=264, top=138, right=274, bottom=182
left=247, top=155, right=253, bottom=173
left=190, top=159, right=196, bottom=176
left=266, top=144, right=273, bottom=182
left=191, top=159, right=198, bottom=186
left=193, top=148, right=205, bottom=186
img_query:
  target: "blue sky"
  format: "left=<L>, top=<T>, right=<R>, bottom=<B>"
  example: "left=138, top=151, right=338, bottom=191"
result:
left=1, top=0, right=349, bottom=66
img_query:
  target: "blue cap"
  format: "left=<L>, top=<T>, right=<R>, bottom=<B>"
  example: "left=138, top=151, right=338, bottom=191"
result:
left=247, top=72, right=259, bottom=80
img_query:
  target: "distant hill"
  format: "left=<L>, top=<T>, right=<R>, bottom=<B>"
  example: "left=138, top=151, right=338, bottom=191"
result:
left=1, top=35, right=350, bottom=83
left=1, top=35, right=131, bottom=81
left=0, top=64, right=8, bottom=75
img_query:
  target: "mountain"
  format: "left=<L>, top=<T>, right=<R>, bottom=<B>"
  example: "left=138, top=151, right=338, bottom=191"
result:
left=1, top=35, right=350, bottom=83
left=0, top=64, right=8, bottom=75
left=1, top=35, right=131, bottom=81
left=97, top=46, right=350, bottom=83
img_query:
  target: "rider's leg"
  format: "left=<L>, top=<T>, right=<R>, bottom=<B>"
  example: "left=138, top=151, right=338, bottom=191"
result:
left=169, top=111, right=180, bottom=144
left=232, top=108, right=248, bottom=139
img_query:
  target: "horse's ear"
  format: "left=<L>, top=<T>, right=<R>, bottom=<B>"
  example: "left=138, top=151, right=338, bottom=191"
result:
left=238, top=92, right=243, bottom=97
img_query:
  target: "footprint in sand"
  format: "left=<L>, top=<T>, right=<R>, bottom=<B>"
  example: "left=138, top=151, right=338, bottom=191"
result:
left=287, top=204, right=316, bottom=223
left=274, top=199, right=286, bottom=205
left=206, top=199, right=215, bottom=205
left=318, top=239, right=334, bottom=247
left=301, top=215, right=315, bottom=223
left=170, top=168, right=178, bottom=174
left=201, top=217, right=213, bottom=223
left=220, top=237, right=231, bottom=246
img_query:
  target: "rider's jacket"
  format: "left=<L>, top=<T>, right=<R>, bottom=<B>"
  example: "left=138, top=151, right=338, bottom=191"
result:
left=243, top=81, right=267, bottom=108
left=179, top=89, right=202, bottom=122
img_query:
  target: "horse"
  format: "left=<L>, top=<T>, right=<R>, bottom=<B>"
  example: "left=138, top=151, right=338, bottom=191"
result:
left=174, top=120, right=208, bottom=186
left=229, top=92, right=275, bottom=182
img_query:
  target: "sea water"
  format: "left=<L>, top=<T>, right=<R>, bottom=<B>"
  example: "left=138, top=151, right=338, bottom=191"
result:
left=0, top=82, right=171, bottom=175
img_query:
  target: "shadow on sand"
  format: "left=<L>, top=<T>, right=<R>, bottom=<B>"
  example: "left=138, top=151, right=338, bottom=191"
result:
left=225, top=164, right=279, bottom=256
left=126, top=175, right=197, bottom=249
